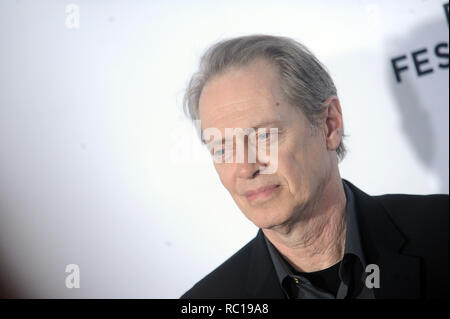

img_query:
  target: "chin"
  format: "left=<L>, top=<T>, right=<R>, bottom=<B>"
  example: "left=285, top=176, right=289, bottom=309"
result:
left=245, top=206, right=291, bottom=230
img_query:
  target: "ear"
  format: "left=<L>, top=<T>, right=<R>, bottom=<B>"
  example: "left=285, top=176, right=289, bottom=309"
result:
left=322, top=96, right=343, bottom=152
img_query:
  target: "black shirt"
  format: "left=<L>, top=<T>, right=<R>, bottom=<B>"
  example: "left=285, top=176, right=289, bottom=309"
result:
left=264, top=180, right=375, bottom=299
left=295, top=260, right=342, bottom=296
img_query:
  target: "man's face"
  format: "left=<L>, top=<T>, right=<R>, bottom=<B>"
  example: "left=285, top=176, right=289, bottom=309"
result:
left=198, top=58, right=334, bottom=230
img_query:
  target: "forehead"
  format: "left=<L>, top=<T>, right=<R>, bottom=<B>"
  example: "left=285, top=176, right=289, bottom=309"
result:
left=198, top=59, right=287, bottom=130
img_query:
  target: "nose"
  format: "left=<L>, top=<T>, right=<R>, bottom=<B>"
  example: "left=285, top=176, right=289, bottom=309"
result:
left=237, top=161, right=260, bottom=179
left=236, top=136, right=266, bottom=179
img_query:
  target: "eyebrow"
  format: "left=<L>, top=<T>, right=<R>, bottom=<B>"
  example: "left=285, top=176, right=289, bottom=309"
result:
left=201, top=119, right=282, bottom=146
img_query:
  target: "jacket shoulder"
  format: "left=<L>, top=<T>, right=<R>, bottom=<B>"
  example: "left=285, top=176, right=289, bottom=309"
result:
left=373, top=193, right=448, bottom=254
left=374, top=193, right=448, bottom=225
left=180, top=234, right=258, bottom=299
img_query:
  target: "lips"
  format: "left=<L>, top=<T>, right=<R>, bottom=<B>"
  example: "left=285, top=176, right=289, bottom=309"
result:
left=245, top=184, right=280, bottom=203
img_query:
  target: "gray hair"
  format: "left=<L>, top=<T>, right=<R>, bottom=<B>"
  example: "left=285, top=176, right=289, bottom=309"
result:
left=183, top=34, right=346, bottom=161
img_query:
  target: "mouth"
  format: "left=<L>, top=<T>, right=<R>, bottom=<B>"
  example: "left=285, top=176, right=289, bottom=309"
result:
left=245, top=184, right=280, bottom=204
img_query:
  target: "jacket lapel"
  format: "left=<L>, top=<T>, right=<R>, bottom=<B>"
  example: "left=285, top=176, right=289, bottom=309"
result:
left=345, top=179, right=422, bottom=298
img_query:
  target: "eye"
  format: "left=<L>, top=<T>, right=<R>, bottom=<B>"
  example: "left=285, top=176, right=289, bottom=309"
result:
left=258, top=132, right=270, bottom=141
left=213, top=149, right=225, bottom=157
left=212, top=146, right=232, bottom=162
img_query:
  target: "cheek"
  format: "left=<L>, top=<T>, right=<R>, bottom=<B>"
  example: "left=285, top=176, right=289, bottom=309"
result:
left=277, top=140, right=314, bottom=195
left=275, top=151, right=300, bottom=193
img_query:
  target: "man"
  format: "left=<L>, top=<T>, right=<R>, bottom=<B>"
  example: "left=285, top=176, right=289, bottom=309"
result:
left=181, top=35, right=449, bottom=299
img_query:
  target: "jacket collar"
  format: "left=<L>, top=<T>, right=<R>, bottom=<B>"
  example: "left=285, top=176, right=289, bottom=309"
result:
left=342, top=179, right=422, bottom=298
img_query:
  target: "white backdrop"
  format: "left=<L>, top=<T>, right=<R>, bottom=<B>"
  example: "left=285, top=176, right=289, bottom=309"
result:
left=0, top=0, right=448, bottom=298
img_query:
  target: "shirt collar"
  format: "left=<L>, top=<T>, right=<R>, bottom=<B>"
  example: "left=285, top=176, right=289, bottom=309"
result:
left=342, top=179, right=366, bottom=267
left=264, top=234, right=291, bottom=286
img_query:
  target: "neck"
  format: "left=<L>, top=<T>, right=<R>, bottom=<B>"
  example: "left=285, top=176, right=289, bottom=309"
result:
left=263, top=175, right=347, bottom=272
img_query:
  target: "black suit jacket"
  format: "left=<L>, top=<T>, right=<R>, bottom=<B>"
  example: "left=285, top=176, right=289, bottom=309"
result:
left=181, top=180, right=449, bottom=299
